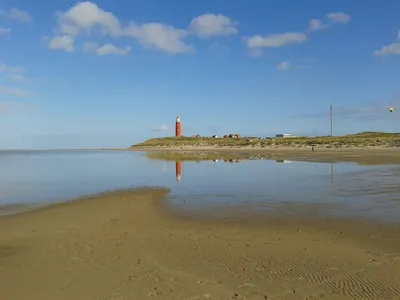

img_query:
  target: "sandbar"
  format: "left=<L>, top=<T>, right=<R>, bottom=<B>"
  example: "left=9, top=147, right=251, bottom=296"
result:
left=1, top=188, right=400, bottom=299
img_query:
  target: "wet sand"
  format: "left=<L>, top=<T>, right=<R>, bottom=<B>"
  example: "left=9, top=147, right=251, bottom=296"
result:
left=1, top=189, right=400, bottom=300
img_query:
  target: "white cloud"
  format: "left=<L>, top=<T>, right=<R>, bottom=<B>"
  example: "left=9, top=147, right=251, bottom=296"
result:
left=307, top=19, right=327, bottom=32
left=373, top=42, right=400, bottom=56
left=373, top=30, right=400, bottom=56
left=8, top=66, right=23, bottom=74
left=48, top=35, right=75, bottom=52
left=0, top=8, right=33, bottom=23
left=245, top=12, right=350, bottom=56
left=82, top=42, right=98, bottom=52
left=189, top=13, right=237, bottom=38
left=326, top=12, right=351, bottom=24
left=54, top=2, right=122, bottom=37
left=10, top=74, right=24, bottom=82
left=208, top=43, right=230, bottom=54
left=0, top=85, right=34, bottom=97
left=277, top=61, right=292, bottom=71
left=0, top=63, right=39, bottom=83
left=246, top=32, right=307, bottom=49
left=83, top=42, right=131, bottom=55
left=97, top=44, right=131, bottom=55
left=152, top=125, right=169, bottom=132
left=0, top=27, right=11, bottom=35
left=124, top=23, right=193, bottom=53
left=0, top=63, right=24, bottom=76
left=305, top=13, right=350, bottom=34
left=48, top=1, right=193, bottom=54
left=0, top=63, right=44, bottom=84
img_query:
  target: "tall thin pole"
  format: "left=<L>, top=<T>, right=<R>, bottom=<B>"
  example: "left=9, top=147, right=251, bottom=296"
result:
left=329, top=97, right=333, bottom=137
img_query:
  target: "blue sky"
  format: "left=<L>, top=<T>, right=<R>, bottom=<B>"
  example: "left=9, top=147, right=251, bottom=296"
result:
left=0, top=0, right=399, bottom=149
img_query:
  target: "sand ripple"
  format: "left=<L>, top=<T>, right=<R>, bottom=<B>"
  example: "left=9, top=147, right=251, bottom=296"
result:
left=1, top=189, right=399, bottom=299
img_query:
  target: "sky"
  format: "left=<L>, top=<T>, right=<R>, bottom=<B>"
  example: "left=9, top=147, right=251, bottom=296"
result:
left=0, top=0, right=400, bottom=149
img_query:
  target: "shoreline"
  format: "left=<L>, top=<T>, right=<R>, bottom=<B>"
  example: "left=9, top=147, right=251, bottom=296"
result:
left=1, top=188, right=400, bottom=299
left=0, top=202, right=47, bottom=217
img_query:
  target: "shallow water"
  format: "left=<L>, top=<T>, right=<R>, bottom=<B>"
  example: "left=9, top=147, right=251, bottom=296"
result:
left=0, top=150, right=399, bottom=222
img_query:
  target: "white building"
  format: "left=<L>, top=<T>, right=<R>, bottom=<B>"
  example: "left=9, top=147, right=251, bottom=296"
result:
left=276, top=133, right=292, bottom=138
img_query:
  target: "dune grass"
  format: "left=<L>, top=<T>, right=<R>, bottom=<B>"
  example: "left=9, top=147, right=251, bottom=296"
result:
left=131, top=132, right=400, bottom=149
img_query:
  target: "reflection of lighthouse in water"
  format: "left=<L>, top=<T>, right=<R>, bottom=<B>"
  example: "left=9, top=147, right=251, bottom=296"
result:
left=175, top=160, right=182, bottom=182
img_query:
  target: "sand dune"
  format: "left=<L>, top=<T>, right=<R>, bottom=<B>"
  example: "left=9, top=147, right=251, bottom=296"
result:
left=1, top=189, right=400, bottom=299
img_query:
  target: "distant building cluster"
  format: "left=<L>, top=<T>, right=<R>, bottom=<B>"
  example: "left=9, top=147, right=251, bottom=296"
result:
left=194, top=133, right=241, bottom=139
left=275, top=133, right=296, bottom=138
left=175, top=115, right=298, bottom=139
left=223, top=134, right=241, bottom=138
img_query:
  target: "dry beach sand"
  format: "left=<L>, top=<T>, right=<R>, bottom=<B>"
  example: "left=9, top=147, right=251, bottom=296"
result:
left=1, top=188, right=400, bottom=300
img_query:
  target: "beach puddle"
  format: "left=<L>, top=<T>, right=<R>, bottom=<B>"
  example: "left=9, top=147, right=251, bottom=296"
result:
left=0, top=150, right=399, bottom=222
left=154, top=154, right=400, bottom=223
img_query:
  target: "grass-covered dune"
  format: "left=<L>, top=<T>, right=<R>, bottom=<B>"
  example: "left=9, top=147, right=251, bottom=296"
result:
left=131, top=132, right=400, bottom=149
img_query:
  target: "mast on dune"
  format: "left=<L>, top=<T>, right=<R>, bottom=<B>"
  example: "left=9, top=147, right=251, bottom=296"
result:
left=329, top=97, right=333, bottom=137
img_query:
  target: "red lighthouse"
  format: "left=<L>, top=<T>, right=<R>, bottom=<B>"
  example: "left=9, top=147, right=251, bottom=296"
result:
left=175, top=116, right=181, bottom=137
